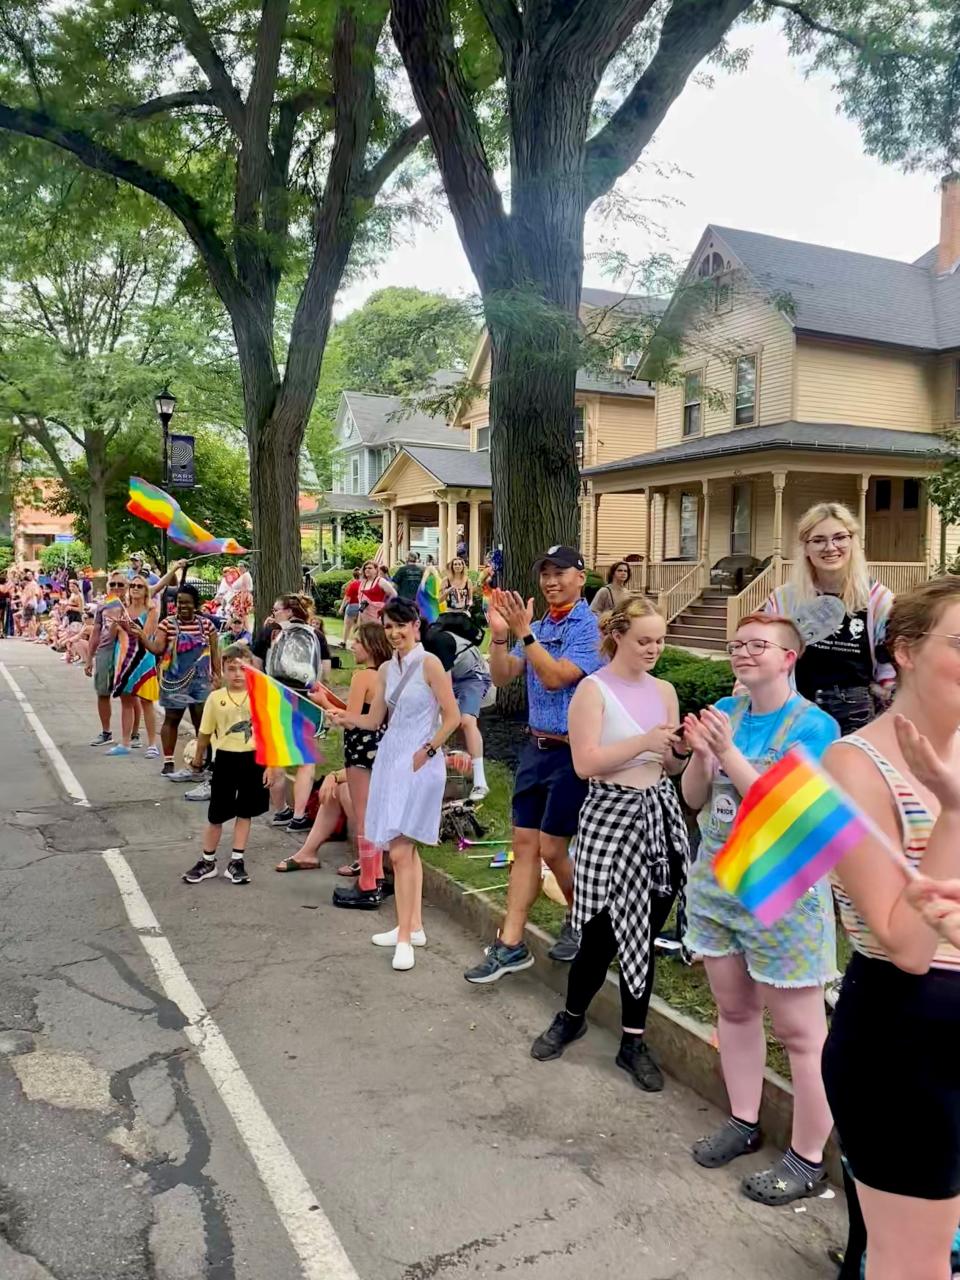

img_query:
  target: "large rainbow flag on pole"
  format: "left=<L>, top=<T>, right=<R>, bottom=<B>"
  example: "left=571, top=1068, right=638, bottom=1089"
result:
left=127, top=477, right=248, bottom=556
left=243, top=665, right=325, bottom=767
left=416, top=565, right=443, bottom=623
left=714, top=746, right=870, bottom=926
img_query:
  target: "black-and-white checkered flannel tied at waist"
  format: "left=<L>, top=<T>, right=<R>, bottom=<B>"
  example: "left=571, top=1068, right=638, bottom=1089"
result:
left=572, top=775, right=690, bottom=999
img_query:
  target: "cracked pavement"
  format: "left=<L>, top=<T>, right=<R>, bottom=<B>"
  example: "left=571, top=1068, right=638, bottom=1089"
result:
left=0, top=643, right=844, bottom=1278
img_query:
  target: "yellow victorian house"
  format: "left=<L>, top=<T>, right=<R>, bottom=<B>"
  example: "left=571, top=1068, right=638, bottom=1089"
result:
left=584, top=183, right=960, bottom=648
left=376, top=287, right=658, bottom=570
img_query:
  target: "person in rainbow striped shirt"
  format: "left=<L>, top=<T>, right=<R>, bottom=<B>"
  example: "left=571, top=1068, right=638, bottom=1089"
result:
left=681, top=611, right=839, bottom=1207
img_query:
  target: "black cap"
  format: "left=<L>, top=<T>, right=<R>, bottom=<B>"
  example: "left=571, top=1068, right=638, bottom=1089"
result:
left=532, top=545, right=585, bottom=574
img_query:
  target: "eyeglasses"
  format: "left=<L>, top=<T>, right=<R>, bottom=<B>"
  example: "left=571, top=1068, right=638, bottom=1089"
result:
left=725, top=638, right=794, bottom=657
left=805, top=533, right=852, bottom=550
left=108, top=582, right=126, bottom=589
left=930, top=634, right=960, bottom=650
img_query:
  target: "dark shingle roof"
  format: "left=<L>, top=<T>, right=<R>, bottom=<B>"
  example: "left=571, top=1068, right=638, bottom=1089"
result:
left=583, top=421, right=949, bottom=477
left=581, top=287, right=666, bottom=317
left=300, top=492, right=383, bottom=522
left=712, top=226, right=946, bottom=350
left=340, top=382, right=468, bottom=449
left=402, top=446, right=491, bottom=488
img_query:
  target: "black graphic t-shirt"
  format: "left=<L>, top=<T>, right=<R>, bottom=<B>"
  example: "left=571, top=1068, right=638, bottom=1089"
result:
left=794, top=604, right=873, bottom=698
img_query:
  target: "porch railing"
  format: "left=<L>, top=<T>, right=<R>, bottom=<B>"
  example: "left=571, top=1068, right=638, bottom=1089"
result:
left=867, top=561, right=929, bottom=595
left=648, top=561, right=698, bottom=597
left=659, top=560, right=706, bottom=624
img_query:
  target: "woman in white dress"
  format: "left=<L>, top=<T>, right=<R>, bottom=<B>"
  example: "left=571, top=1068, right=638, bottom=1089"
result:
left=331, top=599, right=461, bottom=971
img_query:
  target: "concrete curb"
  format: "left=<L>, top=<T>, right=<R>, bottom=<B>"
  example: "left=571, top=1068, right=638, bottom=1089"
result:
left=422, top=861, right=842, bottom=1182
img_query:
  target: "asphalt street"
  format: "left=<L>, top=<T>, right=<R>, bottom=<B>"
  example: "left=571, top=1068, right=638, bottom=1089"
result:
left=0, top=640, right=844, bottom=1280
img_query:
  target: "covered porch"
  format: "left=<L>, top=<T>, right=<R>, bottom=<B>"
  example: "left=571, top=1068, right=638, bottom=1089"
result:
left=299, top=493, right=384, bottom=569
left=370, top=446, right=493, bottom=570
left=585, top=424, right=945, bottom=641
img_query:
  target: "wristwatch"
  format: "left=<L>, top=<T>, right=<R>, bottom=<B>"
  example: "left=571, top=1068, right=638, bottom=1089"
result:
left=424, top=744, right=438, bottom=758
left=522, top=633, right=536, bottom=647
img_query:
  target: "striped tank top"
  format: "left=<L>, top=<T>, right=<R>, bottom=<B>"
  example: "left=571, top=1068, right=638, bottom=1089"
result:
left=832, top=735, right=960, bottom=971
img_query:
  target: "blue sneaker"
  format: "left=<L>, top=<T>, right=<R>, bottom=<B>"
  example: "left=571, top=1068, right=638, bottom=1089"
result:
left=464, top=939, right=534, bottom=985
left=106, top=744, right=131, bottom=756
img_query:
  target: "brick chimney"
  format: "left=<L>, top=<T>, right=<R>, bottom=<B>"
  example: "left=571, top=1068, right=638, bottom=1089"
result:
left=938, top=174, right=960, bottom=273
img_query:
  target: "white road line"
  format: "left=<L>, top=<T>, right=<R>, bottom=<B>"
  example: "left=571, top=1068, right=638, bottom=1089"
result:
left=2, top=658, right=360, bottom=1280
left=0, top=661, right=89, bottom=806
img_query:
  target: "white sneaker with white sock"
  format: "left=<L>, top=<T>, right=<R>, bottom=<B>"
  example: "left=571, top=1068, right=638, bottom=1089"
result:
left=392, top=943, right=415, bottom=971
left=372, top=926, right=426, bottom=947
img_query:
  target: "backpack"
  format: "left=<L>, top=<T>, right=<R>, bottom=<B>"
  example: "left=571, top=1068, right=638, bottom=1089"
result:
left=451, top=633, right=488, bottom=682
left=267, top=621, right=321, bottom=687
left=433, top=608, right=485, bottom=647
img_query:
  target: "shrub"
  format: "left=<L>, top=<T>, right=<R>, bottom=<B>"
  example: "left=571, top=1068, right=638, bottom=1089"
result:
left=39, top=539, right=91, bottom=575
left=311, top=569, right=354, bottom=615
left=341, top=534, right=380, bottom=567
left=584, top=570, right=604, bottom=603
left=655, top=649, right=734, bottom=718
left=0, top=539, right=12, bottom=574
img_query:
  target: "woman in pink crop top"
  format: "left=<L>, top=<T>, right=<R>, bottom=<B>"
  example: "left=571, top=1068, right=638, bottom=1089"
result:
left=529, top=596, right=690, bottom=1090
left=822, top=577, right=960, bottom=1279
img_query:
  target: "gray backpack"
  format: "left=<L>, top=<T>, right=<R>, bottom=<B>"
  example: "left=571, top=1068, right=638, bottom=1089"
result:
left=451, top=634, right=488, bottom=682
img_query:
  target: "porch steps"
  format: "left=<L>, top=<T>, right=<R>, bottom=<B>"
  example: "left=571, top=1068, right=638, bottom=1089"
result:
left=665, top=591, right=729, bottom=653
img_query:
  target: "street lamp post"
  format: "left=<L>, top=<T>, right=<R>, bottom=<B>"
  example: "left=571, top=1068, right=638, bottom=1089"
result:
left=154, top=387, right=177, bottom=570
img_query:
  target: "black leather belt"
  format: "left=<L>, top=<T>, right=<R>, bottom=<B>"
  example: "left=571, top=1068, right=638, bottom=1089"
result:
left=527, top=730, right=569, bottom=751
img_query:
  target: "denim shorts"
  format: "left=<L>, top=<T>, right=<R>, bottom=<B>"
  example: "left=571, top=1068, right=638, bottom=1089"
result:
left=512, top=738, right=588, bottom=838
left=453, top=674, right=490, bottom=719
left=684, top=856, right=837, bottom=988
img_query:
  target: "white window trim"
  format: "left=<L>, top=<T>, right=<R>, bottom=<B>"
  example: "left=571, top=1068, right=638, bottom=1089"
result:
left=682, top=369, right=704, bottom=439
left=732, top=352, right=760, bottom=428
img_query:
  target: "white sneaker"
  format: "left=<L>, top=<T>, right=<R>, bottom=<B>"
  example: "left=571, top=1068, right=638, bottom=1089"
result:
left=184, top=781, right=211, bottom=802
left=469, top=784, right=489, bottom=803
left=372, top=927, right=427, bottom=948
left=392, top=943, right=415, bottom=971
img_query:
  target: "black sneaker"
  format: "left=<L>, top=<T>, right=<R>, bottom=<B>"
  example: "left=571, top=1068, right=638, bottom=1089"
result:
left=547, top=918, right=581, bottom=963
left=531, top=1011, right=587, bottom=1061
left=224, top=859, right=250, bottom=885
left=616, top=1034, right=664, bottom=1092
left=464, top=940, right=534, bottom=985
left=183, top=858, right=218, bottom=884
left=161, top=760, right=174, bottom=776
left=332, top=884, right=383, bottom=910
left=89, top=730, right=113, bottom=746
left=377, top=878, right=395, bottom=899
left=271, top=807, right=294, bottom=827
left=287, top=814, right=312, bottom=833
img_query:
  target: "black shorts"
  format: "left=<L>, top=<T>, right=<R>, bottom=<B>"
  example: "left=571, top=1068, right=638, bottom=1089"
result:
left=208, top=750, right=270, bottom=826
left=511, top=738, right=588, bottom=838
left=822, top=951, right=960, bottom=1199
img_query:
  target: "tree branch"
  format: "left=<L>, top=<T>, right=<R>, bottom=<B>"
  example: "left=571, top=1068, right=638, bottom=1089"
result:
left=112, top=89, right=219, bottom=119
left=764, top=0, right=922, bottom=60
left=163, top=0, right=247, bottom=135
left=0, top=102, right=243, bottom=313
left=356, top=117, right=429, bottom=198
left=582, top=0, right=752, bottom=204
left=12, top=412, right=83, bottom=496
left=477, top=0, right=521, bottom=55
left=246, top=0, right=290, bottom=158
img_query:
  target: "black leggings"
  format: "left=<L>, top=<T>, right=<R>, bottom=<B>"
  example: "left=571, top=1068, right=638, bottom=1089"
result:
left=566, top=883, right=679, bottom=1031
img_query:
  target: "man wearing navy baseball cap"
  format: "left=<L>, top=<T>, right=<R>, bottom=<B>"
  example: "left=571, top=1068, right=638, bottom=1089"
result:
left=464, top=545, right=601, bottom=983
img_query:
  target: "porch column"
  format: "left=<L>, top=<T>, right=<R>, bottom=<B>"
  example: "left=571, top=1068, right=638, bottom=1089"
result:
left=400, top=511, right=410, bottom=558
left=642, top=488, right=651, bottom=590
left=772, top=471, right=787, bottom=561
left=592, top=488, right=601, bottom=566
left=333, top=516, right=342, bottom=568
left=437, top=498, right=448, bottom=565
left=858, top=473, right=870, bottom=553
left=385, top=505, right=396, bottom=567
left=468, top=498, right=481, bottom=571
left=700, top=479, right=710, bottom=565
left=447, top=495, right=459, bottom=568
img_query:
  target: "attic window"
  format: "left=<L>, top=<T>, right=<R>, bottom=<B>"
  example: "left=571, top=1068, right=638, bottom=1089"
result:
left=697, top=251, right=725, bottom=278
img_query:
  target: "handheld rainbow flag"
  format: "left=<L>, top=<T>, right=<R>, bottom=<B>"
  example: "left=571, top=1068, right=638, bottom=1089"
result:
left=714, top=746, right=870, bottom=926
left=416, top=566, right=443, bottom=623
left=243, top=665, right=324, bottom=767
left=127, top=477, right=248, bottom=556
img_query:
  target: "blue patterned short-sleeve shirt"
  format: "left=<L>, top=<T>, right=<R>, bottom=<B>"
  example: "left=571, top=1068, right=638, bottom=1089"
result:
left=512, top=599, right=602, bottom=736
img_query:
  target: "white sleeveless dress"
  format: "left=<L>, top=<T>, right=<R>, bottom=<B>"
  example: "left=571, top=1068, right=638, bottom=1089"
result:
left=366, top=644, right=447, bottom=846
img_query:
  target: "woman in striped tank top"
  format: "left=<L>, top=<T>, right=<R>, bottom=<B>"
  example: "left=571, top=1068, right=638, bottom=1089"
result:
left=823, top=577, right=960, bottom=1280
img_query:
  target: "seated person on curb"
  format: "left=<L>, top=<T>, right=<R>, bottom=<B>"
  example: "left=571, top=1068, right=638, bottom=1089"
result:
left=464, top=546, right=602, bottom=984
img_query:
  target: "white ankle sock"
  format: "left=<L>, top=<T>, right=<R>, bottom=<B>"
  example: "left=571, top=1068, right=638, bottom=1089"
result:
left=472, top=758, right=486, bottom=788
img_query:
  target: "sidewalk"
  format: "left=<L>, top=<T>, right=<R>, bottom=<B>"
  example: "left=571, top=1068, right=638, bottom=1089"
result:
left=0, top=641, right=844, bottom=1279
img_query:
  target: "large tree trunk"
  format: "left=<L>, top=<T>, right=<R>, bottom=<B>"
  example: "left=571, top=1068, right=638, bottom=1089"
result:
left=86, top=432, right=110, bottom=583
left=247, top=409, right=304, bottom=619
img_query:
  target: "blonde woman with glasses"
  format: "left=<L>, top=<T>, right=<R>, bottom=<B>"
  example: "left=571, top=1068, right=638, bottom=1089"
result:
left=766, top=501, right=894, bottom=735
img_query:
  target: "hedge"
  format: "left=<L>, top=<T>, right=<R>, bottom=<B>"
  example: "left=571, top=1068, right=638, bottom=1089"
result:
left=654, top=645, right=734, bottom=718
left=310, top=570, right=354, bottom=616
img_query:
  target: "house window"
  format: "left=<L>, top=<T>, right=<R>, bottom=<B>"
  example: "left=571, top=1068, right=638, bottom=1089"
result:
left=697, top=251, right=725, bottom=278
left=683, top=373, right=702, bottom=437
left=679, top=493, right=699, bottom=559
left=874, top=478, right=891, bottom=511
left=573, top=406, right=586, bottom=467
left=730, top=483, right=752, bottom=555
left=734, top=355, right=757, bottom=426
left=904, top=478, right=920, bottom=510
left=620, top=350, right=641, bottom=371
left=350, top=455, right=361, bottom=494
left=476, top=423, right=490, bottom=451
left=372, top=448, right=389, bottom=478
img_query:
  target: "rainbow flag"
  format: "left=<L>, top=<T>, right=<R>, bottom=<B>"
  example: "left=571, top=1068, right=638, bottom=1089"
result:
left=714, top=746, right=869, bottom=926
left=416, top=566, right=443, bottom=623
left=243, top=665, right=325, bottom=767
left=127, top=477, right=247, bottom=556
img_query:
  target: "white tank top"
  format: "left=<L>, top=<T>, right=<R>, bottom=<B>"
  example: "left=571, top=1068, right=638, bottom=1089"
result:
left=587, top=671, right=666, bottom=769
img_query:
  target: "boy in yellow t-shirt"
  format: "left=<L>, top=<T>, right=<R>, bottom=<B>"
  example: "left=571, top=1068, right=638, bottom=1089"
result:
left=182, top=644, right=270, bottom=886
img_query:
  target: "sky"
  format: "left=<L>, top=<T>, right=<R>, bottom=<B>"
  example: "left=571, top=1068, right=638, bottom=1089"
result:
left=335, top=22, right=941, bottom=317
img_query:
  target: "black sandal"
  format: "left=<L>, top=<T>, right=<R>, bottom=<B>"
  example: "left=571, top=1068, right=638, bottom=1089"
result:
left=741, top=1153, right=827, bottom=1206
left=692, top=1120, right=761, bottom=1169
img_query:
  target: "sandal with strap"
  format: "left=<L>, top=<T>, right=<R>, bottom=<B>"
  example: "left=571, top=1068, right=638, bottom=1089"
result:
left=741, top=1153, right=827, bottom=1206
left=275, top=857, right=320, bottom=873
left=692, top=1120, right=762, bottom=1169
left=336, top=860, right=360, bottom=877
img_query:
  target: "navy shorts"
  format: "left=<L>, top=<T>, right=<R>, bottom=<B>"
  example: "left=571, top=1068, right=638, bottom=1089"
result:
left=512, top=738, right=588, bottom=838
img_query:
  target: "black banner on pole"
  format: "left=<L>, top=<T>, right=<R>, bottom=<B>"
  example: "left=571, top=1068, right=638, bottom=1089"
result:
left=169, top=433, right=196, bottom=487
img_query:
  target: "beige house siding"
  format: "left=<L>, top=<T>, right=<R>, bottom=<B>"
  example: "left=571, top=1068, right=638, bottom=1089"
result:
left=932, top=351, right=960, bottom=427
left=593, top=493, right=648, bottom=563
left=594, top=395, right=655, bottom=465
left=795, top=338, right=936, bottom=429
left=655, top=284, right=795, bottom=450
left=387, top=459, right=437, bottom=503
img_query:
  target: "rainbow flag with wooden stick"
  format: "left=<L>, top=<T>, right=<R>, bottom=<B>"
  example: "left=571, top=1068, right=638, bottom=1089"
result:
left=714, top=746, right=871, bottom=926
left=416, top=566, right=443, bottom=623
left=243, top=665, right=324, bottom=767
left=127, top=477, right=248, bottom=556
